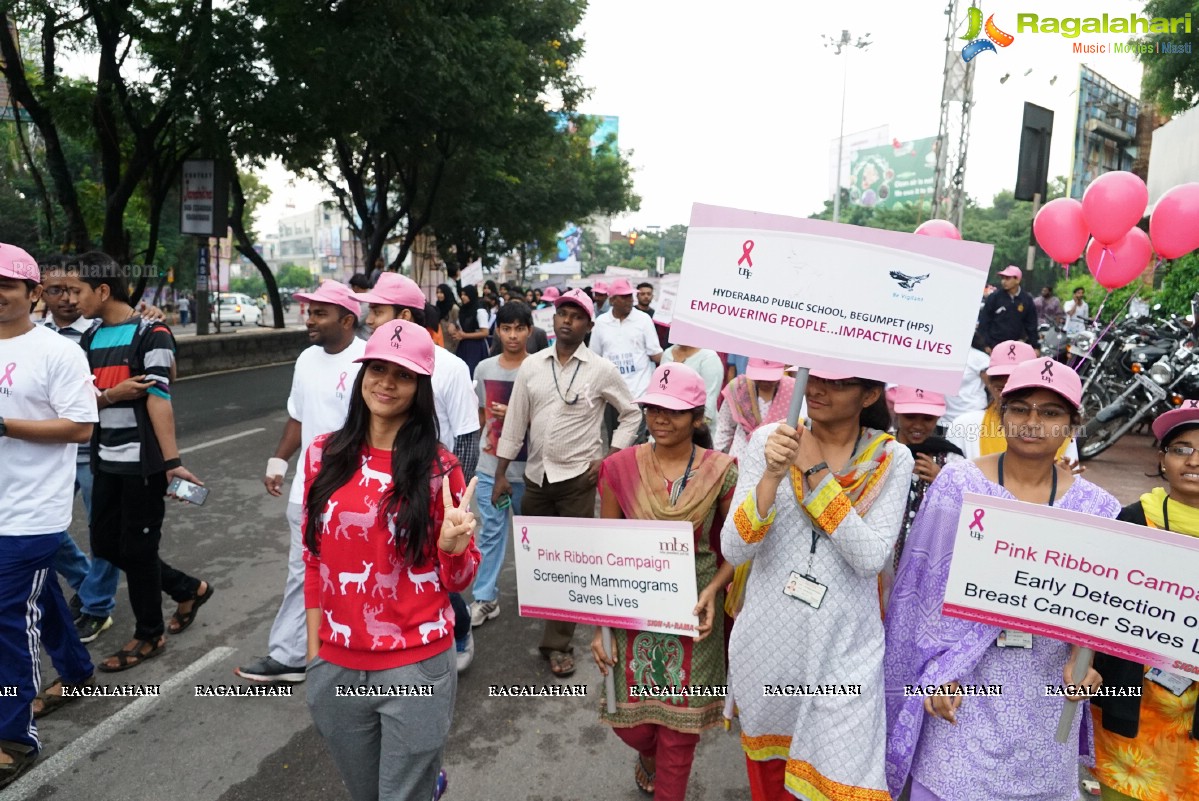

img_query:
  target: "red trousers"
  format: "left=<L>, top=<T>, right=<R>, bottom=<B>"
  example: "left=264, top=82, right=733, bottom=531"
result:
left=746, top=756, right=791, bottom=801
left=612, top=723, right=701, bottom=801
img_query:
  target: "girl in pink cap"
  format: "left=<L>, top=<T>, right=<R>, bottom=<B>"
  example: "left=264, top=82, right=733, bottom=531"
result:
left=591, top=362, right=738, bottom=800
left=1091, top=401, right=1199, bottom=800
left=885, top=357, right=1120, bottom=801
left=301, top=319, right=479, bottom=801
left=713, top=358, right=796, bottom=462
left=882, top=386, right=964, bottom=609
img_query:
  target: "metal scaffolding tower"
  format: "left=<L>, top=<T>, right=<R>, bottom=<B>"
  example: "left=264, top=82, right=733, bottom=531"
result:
left=932, top=0, right=977, bottom=229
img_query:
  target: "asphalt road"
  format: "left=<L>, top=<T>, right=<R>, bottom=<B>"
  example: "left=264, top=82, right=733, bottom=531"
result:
left=4, top=363, right=1162, bottom=801
left=6, top=362, right=748, bottom=801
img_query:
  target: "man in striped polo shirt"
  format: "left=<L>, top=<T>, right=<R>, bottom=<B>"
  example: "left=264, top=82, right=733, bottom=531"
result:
left=64, top=253, right=212, bottom=672
left=39, top=257, right=121, bottom=643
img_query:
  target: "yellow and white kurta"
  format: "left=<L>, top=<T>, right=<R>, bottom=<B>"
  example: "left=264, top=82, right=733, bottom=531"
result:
left=721, top=423, right=912, bottom=801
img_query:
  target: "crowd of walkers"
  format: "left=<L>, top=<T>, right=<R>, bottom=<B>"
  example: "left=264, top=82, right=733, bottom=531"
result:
left=1, top=249, right=1195, bottom=801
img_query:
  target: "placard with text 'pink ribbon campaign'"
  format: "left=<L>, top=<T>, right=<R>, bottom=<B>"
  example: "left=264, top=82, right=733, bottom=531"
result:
left=946, top=493, right=1199, bottom=677
left=670, top=203, right=994, bottom=395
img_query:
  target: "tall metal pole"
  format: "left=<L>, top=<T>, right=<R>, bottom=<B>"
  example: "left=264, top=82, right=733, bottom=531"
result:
left=825, top=29, right=870, bottom=224
left=832, top=36, right=850, bottom=224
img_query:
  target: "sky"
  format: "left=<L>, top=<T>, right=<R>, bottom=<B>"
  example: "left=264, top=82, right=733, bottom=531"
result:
left=255, top=0, right=1152, bottom=236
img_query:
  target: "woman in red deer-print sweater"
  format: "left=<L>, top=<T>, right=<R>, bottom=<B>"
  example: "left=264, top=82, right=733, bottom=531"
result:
left=301, top=319, right=479, bottom=801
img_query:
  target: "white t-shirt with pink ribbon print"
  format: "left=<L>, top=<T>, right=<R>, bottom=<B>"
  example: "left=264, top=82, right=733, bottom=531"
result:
left=287, top=339, right=367, bottom=505
left=0, top=325, right=98, bottom=536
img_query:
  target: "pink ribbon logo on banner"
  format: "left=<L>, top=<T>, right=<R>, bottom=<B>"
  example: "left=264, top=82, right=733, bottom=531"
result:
left=969, top=508, right=985, bottom=539
left=737, top=240, right=755, bottom=268
left=0, top=363, right=14, bottom=386
left=521, top=526, right=530, bottom=551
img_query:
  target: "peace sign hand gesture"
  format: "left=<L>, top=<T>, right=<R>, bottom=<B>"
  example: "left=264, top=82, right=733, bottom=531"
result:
left=438, top=475, right=478, bottom=555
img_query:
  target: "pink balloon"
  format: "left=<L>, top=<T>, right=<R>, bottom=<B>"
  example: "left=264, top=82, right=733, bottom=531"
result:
left=1033, top=198, right=1089, bottom=264
left=1082, top=171, right=1148, bottom=245
left=1149, top=182, right=1199, bottom=259
left=914, top=219, right=961, bottom=239
left=1084, top=228, right=1153, bottom=290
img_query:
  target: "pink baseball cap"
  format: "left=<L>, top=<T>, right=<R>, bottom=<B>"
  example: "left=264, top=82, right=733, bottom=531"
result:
left=997, top=265, right=1022, bottom=280
left=1152, top=399, right=1199, bottom=443
left=608, top=277, right=634, bottom=296
left=592, top=281, right=609, bottom=295
left=746, top=358, right=785, bottom=381
left=355, top=319, right=435, bottom=376
left=541, top=286, right=561, bottom=302
left=357, top=272, right=426, bottom=308
left=891, top=386, right=947, bottom=417
left=637, top=363, right=707, bottom=411
left=1001, top=357, right=1081, bottom=409
left=988, top=340, right=1038, bottom=376
left=0, top=243, right=39, bottom=282
left=553, top=288, right=595, bottom=320
left=293, top=280, right=362, bottom=317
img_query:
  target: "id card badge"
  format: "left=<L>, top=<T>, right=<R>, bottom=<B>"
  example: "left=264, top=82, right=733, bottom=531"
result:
left=783, top=570, right=827, bottom=609
left=1146, top=668, right=1193, bottom=696
left=996, top=629, right=1033, bottom=649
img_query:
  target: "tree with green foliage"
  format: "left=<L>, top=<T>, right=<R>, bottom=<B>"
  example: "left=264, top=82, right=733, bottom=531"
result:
left=275, top=263, right=316, bottom=289
left=432, top=114, right=640, bottom=280
left=1137, top=0, right=1199, bottom=114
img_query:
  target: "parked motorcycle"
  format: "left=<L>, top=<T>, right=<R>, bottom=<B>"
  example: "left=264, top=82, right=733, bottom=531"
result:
left=1079, top=342, right=1199, bottom=459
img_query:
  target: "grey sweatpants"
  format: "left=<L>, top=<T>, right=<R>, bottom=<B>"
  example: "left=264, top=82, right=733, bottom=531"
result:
left=306, top=648, right=457, bottom=801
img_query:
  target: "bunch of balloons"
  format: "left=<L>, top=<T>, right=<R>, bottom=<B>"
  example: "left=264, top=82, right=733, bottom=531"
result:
left=1033, top=172, right=1199, bottom=291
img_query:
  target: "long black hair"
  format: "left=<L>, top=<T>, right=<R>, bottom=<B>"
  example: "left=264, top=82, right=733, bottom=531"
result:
left=858, top=379, right=892, bottom=432
left=303, top=363, right=445, bottom=566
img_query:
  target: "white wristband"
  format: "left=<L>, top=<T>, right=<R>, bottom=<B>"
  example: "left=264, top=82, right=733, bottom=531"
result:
left=266, top=457, right=289, bottom=478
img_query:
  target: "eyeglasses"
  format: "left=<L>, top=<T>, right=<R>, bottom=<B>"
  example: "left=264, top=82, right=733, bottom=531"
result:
left=644, top=405, right=689, bottom=419
left=42, top=286, right=85, bottom=298
left=809, top=377, right=861, bottom=391
left=1164, top=445, right=1199, bottom=458
left=1002, top=402, right=1070, bottom=421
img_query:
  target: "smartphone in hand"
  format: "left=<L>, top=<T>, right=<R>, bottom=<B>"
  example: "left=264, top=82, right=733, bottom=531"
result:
left=167, top=477, right=210, bottom=505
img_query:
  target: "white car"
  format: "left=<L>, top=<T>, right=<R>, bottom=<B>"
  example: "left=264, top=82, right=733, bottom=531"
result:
left=212, top=293, right=261, bottom=326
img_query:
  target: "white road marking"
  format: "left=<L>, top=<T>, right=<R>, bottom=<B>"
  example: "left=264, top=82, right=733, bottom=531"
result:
left=180, top=428, right=267, bottom=455
left=3, top=646, right=237, bottom=800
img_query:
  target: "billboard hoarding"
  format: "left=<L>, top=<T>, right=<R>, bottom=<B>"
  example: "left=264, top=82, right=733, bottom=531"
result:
left=848, top=137, right=938, bottom=210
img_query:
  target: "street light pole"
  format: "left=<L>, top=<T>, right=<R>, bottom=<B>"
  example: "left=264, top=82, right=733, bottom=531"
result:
left=824, top=29, right=871, bottom=224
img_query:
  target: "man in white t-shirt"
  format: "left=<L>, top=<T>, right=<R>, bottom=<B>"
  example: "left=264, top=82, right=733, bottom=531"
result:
left=236, top=280, right=365, bottom=684
left=1063, top=286, right=1089, bottom=335
left=589, top=278, right=662, bottom=441
left=0, top=245, right=98, bottom=785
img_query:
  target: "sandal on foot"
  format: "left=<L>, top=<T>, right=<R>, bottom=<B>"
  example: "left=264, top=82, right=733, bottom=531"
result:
left=97, top=638, right=165, bottom=673
left=33, top=675, right=96, bottom=718
left=168, top=582, right=213, bottom=635
left=548, top=650, right=575, bottom=677
left=634, top=754, right=656, bottom=795
left=0, top=740, right=38, bottom=790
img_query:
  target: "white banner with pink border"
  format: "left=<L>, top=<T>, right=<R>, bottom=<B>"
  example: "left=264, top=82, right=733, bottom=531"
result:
left=944, top=492, right=1199, bottom=678
left=512, top=516, right=699, bottom=636
left=669, top=204, right=994, bottom=395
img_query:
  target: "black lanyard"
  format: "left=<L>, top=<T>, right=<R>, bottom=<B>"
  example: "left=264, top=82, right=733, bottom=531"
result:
left=551, top=357, right=582, bottom=405
left=997, top=453, right=1058, bottom=506
left=1163, top=496, right=1173, bottom=532
left=653, top=443, right=696, bottom=503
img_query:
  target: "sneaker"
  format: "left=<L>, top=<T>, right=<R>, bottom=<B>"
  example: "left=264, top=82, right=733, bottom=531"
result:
left=234, top=656, right=306, bottom=683
left=469, top=600, right=499, bottom=627
left=75, top=614, right=112, bottom=643
left=68, top=594, right=84, bottom=624
left=433, top=769, right=448, bottom=800
left=455, top=632, right=474, bottom=673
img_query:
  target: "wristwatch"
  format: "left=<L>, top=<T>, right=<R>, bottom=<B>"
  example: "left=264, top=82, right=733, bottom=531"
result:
left=802, top=461, right=828, bottom=479
left=0, top=416, right=6, bottom=437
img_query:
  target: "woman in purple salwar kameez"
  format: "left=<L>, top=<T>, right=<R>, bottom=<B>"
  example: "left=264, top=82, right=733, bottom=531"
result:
left=884, top=358, right=1121, bottom=801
